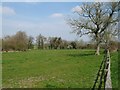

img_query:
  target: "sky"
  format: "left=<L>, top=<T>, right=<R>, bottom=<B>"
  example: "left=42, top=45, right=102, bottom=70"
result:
left=1, top=2, right=91, bottom=41
left=0, top=0, right=118, bottom=41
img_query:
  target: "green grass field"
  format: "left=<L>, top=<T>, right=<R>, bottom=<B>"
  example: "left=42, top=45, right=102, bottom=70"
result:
left=2, top=49, right=118, bottom=88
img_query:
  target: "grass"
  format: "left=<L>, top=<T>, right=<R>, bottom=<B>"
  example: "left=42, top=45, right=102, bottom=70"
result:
left=111, top=51, right=118, bottom=88
left=2, top=49, right=118, bottom=88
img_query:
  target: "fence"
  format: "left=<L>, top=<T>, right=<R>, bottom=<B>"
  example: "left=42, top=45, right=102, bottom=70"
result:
left=92, top=49, right=112, bottom=90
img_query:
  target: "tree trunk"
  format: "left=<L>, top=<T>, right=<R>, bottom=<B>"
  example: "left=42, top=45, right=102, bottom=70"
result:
left=95, top=33, right=100, bottom=55
left=95, top=43, right=100, bottom=55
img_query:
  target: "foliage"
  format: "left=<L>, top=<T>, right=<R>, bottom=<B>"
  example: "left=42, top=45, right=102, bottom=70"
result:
left=2, top=31, right=119, bottom=51
left=28, top=36, right=34, bottom=49
left=36, top=34, right=46, bottom=49
left=2, top=31, right=28, bottom=51
left=48, top=37, right=62, bottom=49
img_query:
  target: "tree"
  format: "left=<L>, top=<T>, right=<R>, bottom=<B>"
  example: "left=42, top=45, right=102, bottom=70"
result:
left=28, top=36, right=34, bottom=49
left=67, top=2, right=119, bottom=55
left=2, top=35, right=16, bottom=51
left=36, top=34, right=46, bottom=49
left=103, top=23, right=118, bottom=52
left=14, top=31, right=28, bottom=51
left=57, top=37, right=62, bottom=49
left=36, top=34, right=42, bottom=49
left=48, top=37, right=54, bottom=49
left=2, top=36, right=10, bottom=51
left=60, top=40, right=68, bottom=49
left=2, top=31, right=28, bottom=51
left=70, top=41, right=77, bottom=49
left=48, top=37, right=63, bottom=49
left=0, top=38, right=2, bottom=51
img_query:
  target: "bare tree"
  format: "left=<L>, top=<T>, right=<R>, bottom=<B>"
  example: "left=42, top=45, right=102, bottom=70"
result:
left=67, top=2, right=119, bottom=55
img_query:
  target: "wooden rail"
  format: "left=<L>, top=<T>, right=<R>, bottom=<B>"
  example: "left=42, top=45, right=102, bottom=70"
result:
left=92, top=49, right=111, bottom=90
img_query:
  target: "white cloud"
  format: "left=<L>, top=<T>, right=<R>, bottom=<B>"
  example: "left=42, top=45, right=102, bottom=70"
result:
left=50, top=13, right=64, bottom=18
left=72, top=5, right=82, bottom=13
left=0, top=6, right=16, bottom=15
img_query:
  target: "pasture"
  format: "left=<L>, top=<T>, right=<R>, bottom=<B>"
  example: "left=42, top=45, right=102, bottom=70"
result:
left=2, top=49, right=118, bottom=88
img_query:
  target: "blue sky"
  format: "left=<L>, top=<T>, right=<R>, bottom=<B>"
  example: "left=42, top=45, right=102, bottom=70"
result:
left=1, top=2, right=90, bottom=41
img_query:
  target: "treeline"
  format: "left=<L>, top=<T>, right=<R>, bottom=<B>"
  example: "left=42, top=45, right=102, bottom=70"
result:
left=1, top=31, right=118, bottom=52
